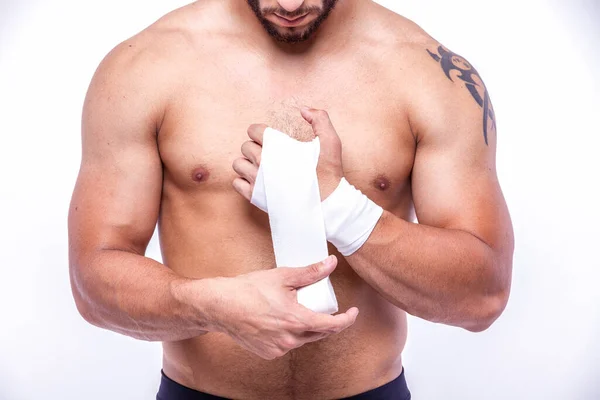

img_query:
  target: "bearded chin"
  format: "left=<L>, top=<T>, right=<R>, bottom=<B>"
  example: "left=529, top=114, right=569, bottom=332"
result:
left=262, top=22, right=318, bottom=43
left=246, top=0, right=339, bottom=43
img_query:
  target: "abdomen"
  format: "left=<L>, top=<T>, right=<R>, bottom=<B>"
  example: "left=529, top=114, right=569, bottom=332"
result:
left=158, top=186, right=408, bottom=399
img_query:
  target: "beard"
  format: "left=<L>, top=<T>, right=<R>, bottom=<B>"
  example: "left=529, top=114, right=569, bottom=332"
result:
left=246, top=0, right=339, bottom=43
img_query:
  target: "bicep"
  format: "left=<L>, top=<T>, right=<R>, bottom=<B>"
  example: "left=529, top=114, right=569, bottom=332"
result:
left=410, top=45, right=513, bottom=255
left=412, top=136, right=510, bottom=252
left=69, top=45, right=163, bottom=259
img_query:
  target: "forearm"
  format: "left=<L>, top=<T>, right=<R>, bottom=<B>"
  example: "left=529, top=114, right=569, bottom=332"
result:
left=347, top=211, right=510, bottom=331
left=70, top=249, right=216, bottom=341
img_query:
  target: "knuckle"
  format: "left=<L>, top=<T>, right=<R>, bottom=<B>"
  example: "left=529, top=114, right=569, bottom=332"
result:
left=278, top=335, right=297, bottom=350
left=327, top=323, right=342, bottom=334
left=233, top=158, right=243, bottom=170
left=323, top=327, right=338, bottom=335
left=308, top=263, right=321, bottom=277
left=315, top=110, right=329, bottom=121
left=278, top=267, right=293, bottom=281
left=288, top=317, right=307, bottom=332
left=314, top=110, right=329, bottom=124
left=232, top=179, right=242, bottom=191
left=249, top=123, right=267, bottom=134
left=304, top=322, right=317, bottom=332
left=272, top=348, right=287, bottom=358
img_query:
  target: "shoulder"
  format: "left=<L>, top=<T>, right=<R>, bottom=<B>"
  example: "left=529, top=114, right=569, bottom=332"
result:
left=85, top=1, right=225, bottom=123
left=365, top=4, right=470, bottom=85
left=355, top=6, right=470, bottom=108
left=365, top=6, right=494, bottom=145
left=93, top=3, right=205, bottom=82
left=92, top=0, right=230, bottom=85
left=364, top=3, right=487, bottom=90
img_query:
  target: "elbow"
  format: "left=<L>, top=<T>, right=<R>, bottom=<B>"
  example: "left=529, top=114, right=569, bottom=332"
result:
left=462, top=291, right=508, bottom=332
left=73, top=294, right=99, bottom=326
left=70, top=263, right=102, bottom=327
left=72, top=284, right=100, bottom=327
left=463, top=270, right=511, bottom=332
left=463, top=252, right=512, bottom=333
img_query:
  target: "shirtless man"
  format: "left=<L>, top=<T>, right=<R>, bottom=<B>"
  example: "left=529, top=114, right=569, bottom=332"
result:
left=68, top=0, right=514, bottom=399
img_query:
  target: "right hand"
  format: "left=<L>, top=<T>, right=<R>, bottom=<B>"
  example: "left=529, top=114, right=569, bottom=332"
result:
left=207, top=255, right=359, bottom=360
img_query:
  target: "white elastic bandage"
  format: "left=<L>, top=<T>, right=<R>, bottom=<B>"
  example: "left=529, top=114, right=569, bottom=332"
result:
left=251, top=128, right=339, bottom=315
left=321, top=178, right=383, bottom=256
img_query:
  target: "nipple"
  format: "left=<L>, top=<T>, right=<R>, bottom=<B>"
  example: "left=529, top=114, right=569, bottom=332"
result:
left=374, top=175, right=391, bottom=191
left=191, top=166, right=210, bottom=183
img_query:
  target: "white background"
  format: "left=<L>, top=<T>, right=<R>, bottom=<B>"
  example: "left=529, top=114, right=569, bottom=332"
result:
left=1, top=0, right=599, bottom=399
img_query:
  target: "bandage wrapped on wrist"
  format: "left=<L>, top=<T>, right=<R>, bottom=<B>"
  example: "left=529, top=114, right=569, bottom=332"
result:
left=321, top=178, right=383, bottom=256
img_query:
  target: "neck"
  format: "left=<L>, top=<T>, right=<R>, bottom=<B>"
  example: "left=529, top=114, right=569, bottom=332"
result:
left=228, top=0, right=362, bottom=56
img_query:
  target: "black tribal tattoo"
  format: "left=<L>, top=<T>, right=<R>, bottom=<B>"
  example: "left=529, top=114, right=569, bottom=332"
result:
left=427, top=45, right=496, bottom=145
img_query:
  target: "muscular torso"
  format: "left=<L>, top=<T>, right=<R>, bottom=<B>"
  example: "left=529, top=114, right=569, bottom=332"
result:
left=150, top=2, right=421, bottom=398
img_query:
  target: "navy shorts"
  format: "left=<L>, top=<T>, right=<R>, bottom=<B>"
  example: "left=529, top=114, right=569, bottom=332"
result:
left=157, top=369, right=411, bottom=400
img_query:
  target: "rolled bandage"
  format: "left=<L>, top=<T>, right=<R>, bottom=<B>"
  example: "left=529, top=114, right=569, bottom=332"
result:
left=251, top=128, right=338, bottom=315
left=251, top=132, right=384, bottom=258
left=321, top=178, right=383, bottom=256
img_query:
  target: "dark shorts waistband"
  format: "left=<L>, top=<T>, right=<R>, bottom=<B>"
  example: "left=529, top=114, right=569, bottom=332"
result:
left=157, top=368, right=410, bottom=400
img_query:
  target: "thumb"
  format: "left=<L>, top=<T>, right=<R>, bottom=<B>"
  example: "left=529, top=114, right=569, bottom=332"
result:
left=300, top=107, right=338, bottom=140
left=283, top=255, right=338, bottom=289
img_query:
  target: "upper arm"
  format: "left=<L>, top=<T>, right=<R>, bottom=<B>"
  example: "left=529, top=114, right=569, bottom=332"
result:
left=409, top=44, right=514, bottom=259
left=68, top=40, right=166, bottom=263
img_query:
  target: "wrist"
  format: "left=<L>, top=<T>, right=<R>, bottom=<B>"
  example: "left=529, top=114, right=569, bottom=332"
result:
left=320, top=175, right=343, bottom=201
left=170, top=277, right=225, bottom=334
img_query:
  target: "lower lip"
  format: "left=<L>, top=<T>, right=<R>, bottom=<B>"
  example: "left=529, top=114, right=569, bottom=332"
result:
left=272, top=13, right=310, bottom=27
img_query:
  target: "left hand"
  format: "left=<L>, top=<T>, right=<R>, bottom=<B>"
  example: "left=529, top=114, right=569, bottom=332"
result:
left=232, top=106, right=344, bottom=203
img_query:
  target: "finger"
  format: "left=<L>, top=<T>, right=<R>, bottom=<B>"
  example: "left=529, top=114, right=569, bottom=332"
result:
left=232, top=157, right=258, bottom=183
left=248, top=124, right=268, bottom=145
left=241, top=140, right=262, bottom=166
left=301, top=307, right=360, bottom=334
left=299, top=107, right=337, bottom=139
left=296, top=331, right=329, bottom=345
left=282, top=255, right=338, bottom=289
left=232, top=177, right=253, bottom=201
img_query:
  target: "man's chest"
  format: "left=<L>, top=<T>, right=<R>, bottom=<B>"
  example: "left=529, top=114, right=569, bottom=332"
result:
left=157, top=69, right=417, bottom=212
